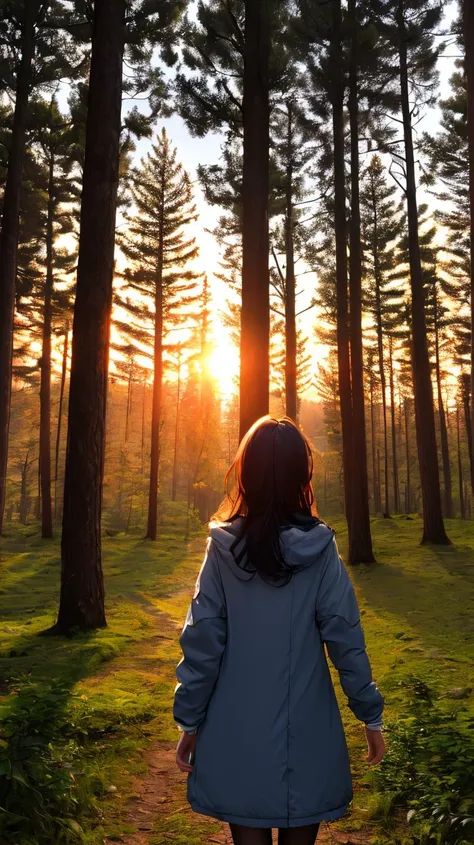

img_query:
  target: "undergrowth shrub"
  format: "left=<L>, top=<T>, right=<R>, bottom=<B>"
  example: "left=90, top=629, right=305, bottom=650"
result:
left=0, top=677, right=93, bottom=844
left=371, top=676, right=474, bottom=844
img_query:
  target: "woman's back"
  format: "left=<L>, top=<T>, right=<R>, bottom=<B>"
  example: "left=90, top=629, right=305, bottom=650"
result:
left=173, top=416, right=384, bottom=839
left=174, top=517, right=383, bottom=828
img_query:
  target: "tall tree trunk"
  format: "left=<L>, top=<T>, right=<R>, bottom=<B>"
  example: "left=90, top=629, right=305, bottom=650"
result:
left=199, top=277, right=213, bottom=413
left=457, top=404, right=465, bottom=518
left=371, top=177, right=390, bottom=517
left=331, top=0, right=353, bottom=528
left=141, top=378, right=146, bottom=518
left=124, top=364, right=133, bottom=444
left=433, top=284, right=453, bottom=517
left=126, top=481, right=134, bottom=533
left=464, top=0, right=474, bottom=495
left=348, top=0, right=374, bottom=561
left=146, top=245, right=164, bottom=540
left=398, top=2, right=449, bottom=543
left=54, top=322, right=69, bottom=519
left=0, top=4, right=38, bottom=534
left=377, top=320, right=389, bottom=516
left=172, top=349, right=182, bottom=502
left=404, top=398, right=411, bottom=513
left=239, top=0, right=270, bottom=438
left=54, top=0, right=126, bottom=633
left=284, top=102, right=297, bottom=423
left=388, top=337, right=400, bottom=513
left=39, top=153, right=54, bottom=539
left=377, top=447, right=382, bottom=514
left=369, top=365, right=380, bottom=513
left=36, top=447, right=41, bottom=520
left=19, top=450, right=30, bottom=525
left=462, top=378, right=473, bottom=479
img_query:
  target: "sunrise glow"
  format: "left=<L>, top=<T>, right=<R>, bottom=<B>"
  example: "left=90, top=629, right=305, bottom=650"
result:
left=208, top=337, right=240, bottom=401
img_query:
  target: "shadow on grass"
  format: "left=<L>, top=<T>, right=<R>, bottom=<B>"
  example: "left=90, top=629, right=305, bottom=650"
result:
left=0, top=503, right=202, bottom=841
left=0, top=502, right=199, bottom=692
left=346, top=517, right=474, bottom=678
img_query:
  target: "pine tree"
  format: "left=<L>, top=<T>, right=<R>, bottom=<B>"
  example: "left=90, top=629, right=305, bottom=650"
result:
left=23, top=97, right=77, bottom=538
left=365, top=345, right=381, bottom=514
left=239, top=0, right=271, bottom=435
left=295, top=0, right=368, bottom=555
left=295, top=0, right=350, bottom=515
left=419, top=231, right=455, bottom=520
left=314, top=349, right=342, bottom=455
left=52, top=0, right=126, bottom=633
left=53, top=0, right=189, bottom=634
left=270, top=95, right=316, bottom=422
left=381, top=0, right=449, bottom=544
left=459, top=370, right=472, bottom=494
left=0, top=0, right=80, bottom=534
left=119, top=129, right=199, bottom=541
left=271, top=319, right=313, bottom=421
left=423, top=61, right=472, bottom=492
left=361, top=154, right=405, bottom=516
left=176, top=0, right=294, bottom=436
left=463, top=0, right=474, bottom=488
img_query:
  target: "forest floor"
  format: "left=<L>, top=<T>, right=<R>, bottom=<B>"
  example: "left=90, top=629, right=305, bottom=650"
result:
left=1, top=506, right=474, bottom=845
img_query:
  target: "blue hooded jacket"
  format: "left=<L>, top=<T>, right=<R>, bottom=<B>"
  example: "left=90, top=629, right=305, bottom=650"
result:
left=173, top=518, right=383, bottom=829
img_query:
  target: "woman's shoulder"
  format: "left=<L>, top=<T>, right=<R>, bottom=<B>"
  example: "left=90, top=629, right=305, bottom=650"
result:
left=208, top=516, right=243, bottom=546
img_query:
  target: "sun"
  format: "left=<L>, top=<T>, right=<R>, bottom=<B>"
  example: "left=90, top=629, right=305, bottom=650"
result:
left=208, top=330, right=239, bottom=401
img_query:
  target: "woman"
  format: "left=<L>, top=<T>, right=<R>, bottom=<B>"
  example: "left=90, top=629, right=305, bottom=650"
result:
left=173, top=417, right=384, bottom=845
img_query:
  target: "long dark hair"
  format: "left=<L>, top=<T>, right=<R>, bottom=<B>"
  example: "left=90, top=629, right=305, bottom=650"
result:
left=215, top=416, right=316, bottom=581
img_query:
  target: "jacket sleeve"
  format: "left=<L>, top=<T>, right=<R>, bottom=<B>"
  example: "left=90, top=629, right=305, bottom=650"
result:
left=316, top=536, right=384, bottom=726
left=173, top=538, right=227, bottom=733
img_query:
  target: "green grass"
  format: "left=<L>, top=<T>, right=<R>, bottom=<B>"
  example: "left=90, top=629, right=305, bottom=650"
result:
left=333, top=516, right=474, bottom=843
left=0, top=511, right=473, bottom=844
left=0, top=503, right=207, bottom=843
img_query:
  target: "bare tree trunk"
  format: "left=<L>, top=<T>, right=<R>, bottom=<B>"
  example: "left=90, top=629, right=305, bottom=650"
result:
left=377, top=447, right=382, bottom=514
left=464, top=0, right=474, bottom=495
left=124, top=364, right=133, bottom=444
left=40, top=153, right=54, bottom=538
left=146, top=264, right=163, bottom=540
left=54, top=0, right=126, bottom=633
left=433, top=284, right=453, bottom=517
left=172, top=349, right=182, bottom=502
left=0, top=4, right=38, bottom=534
left=388, top=337, right=400, bottom=513
left=371, top=183, right=390, bottom=517
left=54, top=323, right=69, bottom=519
left=462, top=378, right=473, bottom=481
left=126, top=480, right=134, bottom=533
left=404, top=398, right=411, bottom=513
left=369, top=366, right=380, bottom=513
left=332, top=0, right=353, bottom=530
left=36, top=446, right=41, bottom=520
left=141, top=378, right=146, bottom=518
left=239, top=0, right=270, bottom=438
left=398, top=3, right=449, bottom=543
left=348, top=0, right=374, bottom=561
left=19, top=450, right=30, bottom=525
left=284, top=102, right=297, bottom=423
left=457, top=404, right=465, bottom=518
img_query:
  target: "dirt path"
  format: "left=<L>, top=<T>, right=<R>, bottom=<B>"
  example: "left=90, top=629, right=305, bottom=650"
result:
left=106, top=729, right=368, bottom=845
left=103, top=540, right=371, bottom=845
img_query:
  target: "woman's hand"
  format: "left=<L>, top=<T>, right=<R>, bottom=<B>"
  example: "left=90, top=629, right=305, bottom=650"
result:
left=176, top=731, right=197, bottom=773
left=365, top=726, right=385, bottom=765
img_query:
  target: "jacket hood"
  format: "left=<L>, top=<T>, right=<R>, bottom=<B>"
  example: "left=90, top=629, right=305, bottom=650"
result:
left=209, top=516, right=335, bottom=575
